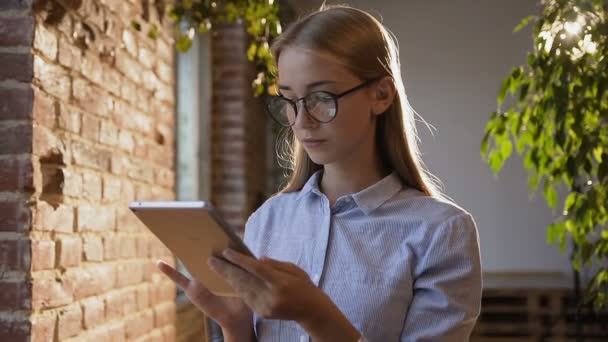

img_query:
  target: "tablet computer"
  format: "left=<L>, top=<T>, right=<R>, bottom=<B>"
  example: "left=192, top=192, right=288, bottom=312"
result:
left=128, top=200, right=255, bottom=297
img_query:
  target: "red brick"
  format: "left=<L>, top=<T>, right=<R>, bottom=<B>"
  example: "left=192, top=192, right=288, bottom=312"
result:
left=33, top=202, right=74, bottom=232
left=0, top=87, right=33, bottom=120
left=122, top=30, right=138, bottom=57
left=82, top=171, right=102, bottom=201
left=99, top=120, right=118, bottom=146
left=0, top=316, right=30, bottom=342
left=155, top=62, right=173, bottom=85
left=58, top=104, right=81, bottom=133
left=102, top=174, right=121, bottom=202
left=57, top=36, right=81, bottom=68
left=117, top=129, right=134, bottom=152
left=32, top=277, right=73, bottom=309
left=0, top=0, right=33, bottom=10
left=71, top=140, right=111, bottom=171
left=33, top=55, right=70, bottom=101
left=65, top=264, right=116, bottom=300
left=156, top=38, right=172, bottom=64
left=76, top=0, right=104, bottom=31
left=125, top=310, right=154, bottom=340
left=135, top=87, right=151, bottom=112
left=0, top=53, right=33, bottom=81
left=0, top=239, right=30, bottom=271
left=138, top=46, right=154, bottom=69
left=103, top=235, right=121, bottom=260
left=133, top=137, right=147, bottom=158
left=0, top=123, right=33, bottom=154
left=145, top=329, right=164, bottom=342
left=57, top=303, right=82, bottom=340
left=136, top=236, right=149, bottom=258
left=106, top=322, right=126, bottom=342
left=33, top=22, right=57, bottom=61
left=31, top=239, right=55, bottom=271
left=116, top=260, right=143, bottom=287
left=77, top=204, right=115, bottom=232
left=0, top=157, right=34, bottom=192
left=136, top=284, right=149, bottom=311
left=154, top=168, right=174, bottom=188
left=32, top=88, right=57, bottom=128
left=116, top=205, right=144, bottom=233
left=120, top=79, right=136, bottom=102
left=81, top=297, right=104, bottom=329
left=142, top=70, right=160, bottom=92
left=0, top=280, right=32, bottom=310
left=81, top=114, right=100, bottom=141
left=122, top=180, right=135, bottom=201
left=82, top=236, right=103, bottom=261
left=72, top=78, right=111, bottom=117
left=0, top=17, right=34, bottom=46
left=115, top=50, right=142, bottom=84
left=153, top=302, right=176, bottom=328
left=56, top=236, right=81, bottom=268
left=127, top=160, right=154, bottom=183
left=61, top=169, right=82, bottom=198
left=105, top=289, right=137, bottom=320
left=0, top=200, right=32, bottom=232
left=161, top=325, right=176, bottom=342
left=149, top=280, right=175, bottom=306
left=31, top=312, right=56, bottom=342
left=32, top=125, right=65, bottom=160
left=81, top=52, right=103, bottom=85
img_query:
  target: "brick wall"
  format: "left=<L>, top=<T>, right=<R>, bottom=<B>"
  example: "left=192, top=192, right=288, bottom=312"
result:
left=0, top=0, right=178, bottom=341
left=211, top=22, right=268, bottom=234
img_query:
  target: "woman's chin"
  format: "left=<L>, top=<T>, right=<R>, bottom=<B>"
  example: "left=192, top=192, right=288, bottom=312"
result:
left=306, top=151, right=333, bottom=165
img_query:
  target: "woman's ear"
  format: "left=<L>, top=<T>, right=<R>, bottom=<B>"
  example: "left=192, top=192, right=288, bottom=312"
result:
left=371, top=77, right=396, bottom=116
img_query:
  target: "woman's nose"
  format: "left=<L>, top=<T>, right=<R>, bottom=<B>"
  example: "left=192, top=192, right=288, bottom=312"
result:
left=293, top=101, right=318, bottom=129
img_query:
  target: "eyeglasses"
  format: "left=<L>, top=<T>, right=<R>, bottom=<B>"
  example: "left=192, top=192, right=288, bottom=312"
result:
left=265, top=78, right=379, bottom=127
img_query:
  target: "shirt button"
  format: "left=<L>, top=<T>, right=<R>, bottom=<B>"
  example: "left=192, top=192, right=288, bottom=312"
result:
left=300, top=335, right=308, bottom=342
left=313, top=274, right=320, bottom=282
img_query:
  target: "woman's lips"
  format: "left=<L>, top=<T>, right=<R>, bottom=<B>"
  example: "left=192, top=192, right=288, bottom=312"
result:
left=302, top=139, right=326, bottom=148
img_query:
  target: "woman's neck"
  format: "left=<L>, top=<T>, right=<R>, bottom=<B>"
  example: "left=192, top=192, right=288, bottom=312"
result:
left=319, top=156, right=388, bottom=206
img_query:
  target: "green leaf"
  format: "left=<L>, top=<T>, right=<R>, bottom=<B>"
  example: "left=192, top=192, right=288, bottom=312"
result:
left=544, top=179, right=558, bottom=209
left=498, top=77, right=511, bottom=106
left=547, top=222, right=565, bottom=244
left=147, top=24, right=159, bottom=40
left=501, top=139, right=513, bottom=160
left=175, top=35, right=193, bottom=52
left=514, top=15, right=536, bottom=32
left=489, top=150, right=504, bottom=174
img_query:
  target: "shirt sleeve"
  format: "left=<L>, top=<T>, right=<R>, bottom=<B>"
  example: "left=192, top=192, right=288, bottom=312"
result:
left=399, top=213, right=482, bottom=341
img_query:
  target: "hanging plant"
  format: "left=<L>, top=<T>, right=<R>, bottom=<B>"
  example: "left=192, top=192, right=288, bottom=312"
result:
left=481, top=0, right=608, bottom=309
left=134, top=0, right=281, bottom=96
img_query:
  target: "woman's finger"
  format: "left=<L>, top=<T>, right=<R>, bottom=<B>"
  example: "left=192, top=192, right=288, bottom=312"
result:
left=209, top=256, right=267, bottom=293
left=221, top=250, right=278, bottom=283
left=156, top=260, right=190, bottom=289
left=259, top=257, right=303, bottom=276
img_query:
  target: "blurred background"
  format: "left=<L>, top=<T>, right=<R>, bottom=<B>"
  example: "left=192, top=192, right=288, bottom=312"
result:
left=0, top=0, right=606, bottom=341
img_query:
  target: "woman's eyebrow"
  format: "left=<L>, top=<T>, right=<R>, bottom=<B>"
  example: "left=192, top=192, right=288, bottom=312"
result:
left=278, top=80, right=337, bottom=92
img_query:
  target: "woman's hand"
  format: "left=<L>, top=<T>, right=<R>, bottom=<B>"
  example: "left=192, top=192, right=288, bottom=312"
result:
left=210, top=249, right=361, bottom=342
left=156, top=260, right=253, bottom=341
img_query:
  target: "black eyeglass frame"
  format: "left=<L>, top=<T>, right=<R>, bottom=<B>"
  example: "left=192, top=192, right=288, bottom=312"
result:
left=265, top=78, right=381, bottom=127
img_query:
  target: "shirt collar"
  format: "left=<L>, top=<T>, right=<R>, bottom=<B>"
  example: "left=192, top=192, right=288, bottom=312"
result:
left=297, top=170, right=403, bottom=215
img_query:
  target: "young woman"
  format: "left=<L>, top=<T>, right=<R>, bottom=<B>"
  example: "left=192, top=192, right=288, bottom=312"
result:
left=158, top=4, right=482, bottom=342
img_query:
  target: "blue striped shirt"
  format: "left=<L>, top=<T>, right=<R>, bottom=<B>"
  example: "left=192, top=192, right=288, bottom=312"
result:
left=243, top=170, right=482, bottom=341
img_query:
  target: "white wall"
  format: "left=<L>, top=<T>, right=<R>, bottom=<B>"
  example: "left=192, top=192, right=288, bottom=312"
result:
left=289, top=0, right=573, bottom=278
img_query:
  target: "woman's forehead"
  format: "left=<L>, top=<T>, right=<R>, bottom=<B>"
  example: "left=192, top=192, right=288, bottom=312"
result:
left=277, top=47, right=359, bottom=89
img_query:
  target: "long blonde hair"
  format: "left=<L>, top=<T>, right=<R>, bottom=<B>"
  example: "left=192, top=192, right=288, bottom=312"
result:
left=272, top=4, right=443, bottom=198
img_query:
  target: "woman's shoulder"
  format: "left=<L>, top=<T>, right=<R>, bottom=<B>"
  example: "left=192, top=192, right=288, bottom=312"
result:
left=246, top=190, right=300, bottom=223
left=390, top=187, right=475, bottom=229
